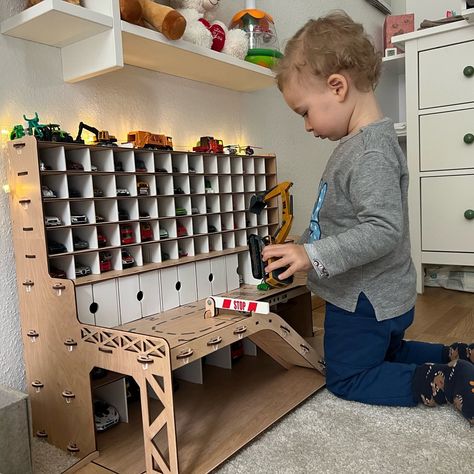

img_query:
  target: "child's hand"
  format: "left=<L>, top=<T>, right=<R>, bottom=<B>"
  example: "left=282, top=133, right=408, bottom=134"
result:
left=262, top=243, right=312, bottom=280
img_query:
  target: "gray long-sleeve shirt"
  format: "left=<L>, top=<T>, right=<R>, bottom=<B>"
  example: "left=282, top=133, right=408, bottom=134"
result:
left=303, top=117, right=416, bottom=321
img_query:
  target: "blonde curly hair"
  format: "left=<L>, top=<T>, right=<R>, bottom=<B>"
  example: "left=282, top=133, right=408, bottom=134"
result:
left=276, top=11, right=382, bottom=92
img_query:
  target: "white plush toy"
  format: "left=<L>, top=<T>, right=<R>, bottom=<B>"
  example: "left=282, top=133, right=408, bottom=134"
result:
left=170, top=0, right=248, bottom=59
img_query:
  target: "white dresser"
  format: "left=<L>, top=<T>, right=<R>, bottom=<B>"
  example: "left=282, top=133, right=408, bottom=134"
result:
left=395, top=20, right=474, bottom=292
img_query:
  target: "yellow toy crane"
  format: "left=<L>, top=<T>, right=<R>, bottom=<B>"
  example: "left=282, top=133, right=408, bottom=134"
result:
left=248, top=181, right=294, bottom=288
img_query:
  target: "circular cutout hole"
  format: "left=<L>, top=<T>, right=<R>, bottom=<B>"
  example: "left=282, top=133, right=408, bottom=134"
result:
left=208, top=273, right=214, bottom=282
left=137, top=291, right=143, bottom=301
left=89, top=302, right=98, bottom=314
left=175, top=281, right=181, bottom=291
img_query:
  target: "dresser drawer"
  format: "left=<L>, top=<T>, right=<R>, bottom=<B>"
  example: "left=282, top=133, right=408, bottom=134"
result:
left=419, top=40, right=474, bottom=109
left=421, top=175, right=474, bottom=252
left=420, top=107, right=474, bottom=171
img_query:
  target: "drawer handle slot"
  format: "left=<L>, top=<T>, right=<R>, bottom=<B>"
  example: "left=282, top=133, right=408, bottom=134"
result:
left=463, top=65, right=474, bottom=78
left=463, top=133, right=474, bottom=145
left=464, top=209, right=474, bottom=220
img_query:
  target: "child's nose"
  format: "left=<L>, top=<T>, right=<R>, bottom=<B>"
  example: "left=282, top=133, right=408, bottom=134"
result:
left=304, top=117, right=312, bottom=132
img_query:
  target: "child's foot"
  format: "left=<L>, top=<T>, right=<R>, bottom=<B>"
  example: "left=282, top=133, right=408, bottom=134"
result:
left=412, top=360, right=474, bottom=424
left=442, top=343, right=474, bottom=364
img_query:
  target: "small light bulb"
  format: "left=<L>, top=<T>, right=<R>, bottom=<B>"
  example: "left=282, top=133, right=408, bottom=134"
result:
left=3, top=184, right=10, bottom=193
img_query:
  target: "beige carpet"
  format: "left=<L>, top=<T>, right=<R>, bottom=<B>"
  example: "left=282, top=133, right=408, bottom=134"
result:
left=32, top=388, right=472, bottom=473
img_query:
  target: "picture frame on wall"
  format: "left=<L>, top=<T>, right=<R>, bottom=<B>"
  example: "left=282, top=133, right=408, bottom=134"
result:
left=365, top=0, right=392, bottom=14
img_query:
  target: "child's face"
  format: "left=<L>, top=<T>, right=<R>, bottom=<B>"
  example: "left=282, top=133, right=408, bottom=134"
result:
left=282, top=73, right=351, bottom=141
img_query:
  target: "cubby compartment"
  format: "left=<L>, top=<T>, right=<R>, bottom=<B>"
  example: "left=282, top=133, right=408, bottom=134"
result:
left=232, top=194, right=245, bottom=212
left=207, top=214, right=221, bottom=233
left=254, top=158, right=266, bottom=174
left=255, top=175, right=266, bottom=192
left=188, top=154, right=203, bottom=174
left=160, top=218, right=176, bottom=239
left=154, top=152, right=172, bottom=173
left=238, top=251, right=261, bottom=285
left=68, top=174, right=93, bottom=198
left=220, top=194, right=233, bottom=213
left=233, top=211, right=246, bottom=230
left=72, top=225, right=96, bottom=252
left=173, top=175, right=190, bottom=195
left=97, top=224, right=120, bottom=248
left=235, top=230, right=247, bottom=247
left=39, top=146, right=66, bottom=171
left=230, top=156, right=243, bottom=174
left=134, top=151, right=154, bottom=172
left=74, top=251, right=99, bottom=278
left=142, top=242, right=162, bottom=264
left=119, top=222, right=138, bottom=247
left=43, top=200, right=70, bottom=227
left=136, top=174, right=156, bottom=197
left=221, top=213, right=233, bottom=232
left=243, top=157, right=254, bottom=174
left=48, top=254, right=74, bottom=280
left=189, top=175, right=204, bottom=195
left=194, top=235, right=209, bottom=255
left=246, top=212, right=257, bottom=228
left=171, top=154, right=188, bottom=173
left=219, top=175, right=231, bottom=193
left=192, top=215, right=207, bottom=235
left=208, top=233, right=223, bottom=252
left=244, top=176, right=256, bottom=192
left=191, top=195, right=206, bottom=215
left=41, top=174, right=68, bottom=199
left=138, top=198, right=158, bottom=220
left=98, top=248, right=119, bottom=274
left=231, top=176, right=244, bottom=193
left=118, top=198, right=138, bottom=222
left=175, top=196, right=191, bottom=217
left=95, top=199, right=118, bottom=223
left=203, top=155, right=217, bottom=174
left=258, top=226, right=269, bottom=238
left=161, top=239, right=178, bottom=261
left=222, top=232, right=235, bottom=250
left=206, top=194, right=220, bottom=214
left=156, top=174, right=173, bottom=196
left=90, top=149, right=114, bottom=172
left=92, top=175, right=116, bottom=198
left=126, top=245, right=143, bottom=267
left=178, top=238, right=194, bottom=258
left=114, top=150, right=135, bottom=173
left=158, top=197, right=175, bottom=218
left=65, top=148, right=91, bottom=172
left=217, top=155, right=230, bottom=174
left=257, top=209, right=268, bottom=226
left=47, top=227, right=72, bottom=255
left=139, top=220, right=157, bottom=243
left=176, top=217, right=192, bottom=238
left=70, top=200, right=95, bottom=226
left=115, top=175, right=137, bottom=197
left=205, top=175, right=219, bottom=194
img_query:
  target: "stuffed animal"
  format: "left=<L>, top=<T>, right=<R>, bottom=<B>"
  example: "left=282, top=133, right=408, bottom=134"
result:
left=28, top=0, right=80, bottom=6
left=120, top=0, right=186, bottom=41
left=170, top=0, right=248, bottom=59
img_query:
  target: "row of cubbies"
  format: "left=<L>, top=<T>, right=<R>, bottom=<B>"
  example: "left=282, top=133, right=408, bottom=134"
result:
left=40, top=144, right=278, bottom=279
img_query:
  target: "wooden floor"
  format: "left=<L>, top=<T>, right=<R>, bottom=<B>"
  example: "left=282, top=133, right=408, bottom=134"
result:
left=75, top=287, right=473, bottom=474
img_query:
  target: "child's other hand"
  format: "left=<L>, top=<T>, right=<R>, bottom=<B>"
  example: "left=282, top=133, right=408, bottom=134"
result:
left=262, top=244, right=312, bottom=280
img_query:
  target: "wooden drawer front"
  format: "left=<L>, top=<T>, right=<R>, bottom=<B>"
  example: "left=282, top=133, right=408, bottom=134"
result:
left=420, top=107, right=474, bottom=171
left=419, top=41, right=474, bottom=109
left=421, top=175, right=474, bottom=252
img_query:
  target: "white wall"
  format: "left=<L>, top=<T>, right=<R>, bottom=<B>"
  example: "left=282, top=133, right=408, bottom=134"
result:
left=0, top=0, right=389, bottom=391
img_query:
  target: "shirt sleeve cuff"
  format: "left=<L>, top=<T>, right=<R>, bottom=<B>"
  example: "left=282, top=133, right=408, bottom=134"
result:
left=304, top=244, right=330, bottom=278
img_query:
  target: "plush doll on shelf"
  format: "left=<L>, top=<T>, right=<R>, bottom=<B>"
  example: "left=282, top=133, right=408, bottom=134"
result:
left=170, top=0, right=248, bottom=59
left=120, top=0, right=186, bottom=41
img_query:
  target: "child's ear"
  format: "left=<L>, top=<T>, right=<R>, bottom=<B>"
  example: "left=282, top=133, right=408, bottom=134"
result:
left=327, top=74, right=348, bottom=102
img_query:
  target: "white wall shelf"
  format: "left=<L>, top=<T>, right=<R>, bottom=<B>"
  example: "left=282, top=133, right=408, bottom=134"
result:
left=1, top=0, right=276, bottom=91
left=462, top=7, right=474, bottom=23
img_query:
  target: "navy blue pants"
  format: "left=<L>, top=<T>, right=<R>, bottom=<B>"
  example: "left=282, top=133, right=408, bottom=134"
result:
left=324, top=293, right=444, bottom=406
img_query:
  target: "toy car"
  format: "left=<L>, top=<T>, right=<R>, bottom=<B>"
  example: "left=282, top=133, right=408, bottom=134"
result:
left=69, top=188, right=82, bottom=198
left=39, top=161, right=52, bottom=171
left=75, top=263, right=92, bottom=277
left=42, top=185, right=56, bottom=198
left=115, top=161, right=124, bottom=172
left=188, top=166, right=196, bottom=173
left=193, top=136, right=224, bottom=153
left=177, top=223, right=187, bottom=237
left=116, top=188, right=130, bottom=197
left=95, top=215, right=106, bottom=223
left=208, top=224, right=218, bottom=233
left=137, top=181, right=149, bottom=196
left=49, top=266, right=67, bottom=279
left=44, top=216, right=62, bottom=227
left=120, top=225, right=135, bottom=245
left=162, top=252, right=170, bottom=261
left=71, top=214, right=88, bottom=224
left=93, top=399, right=120, bottom=432
left=97, top=231, right=108, bottom=247
left=140, top=222, right=154, bottom=242
left=135, top=159, right=147, bottom=172
left=178, top=247, right=188, bottom=258
left=93, top=188, right=104, bottom=197
left=47, top=239, right=67, bottom=254
left=118, top=209, right=129, bottom=221
left=174, top=187, right=185, bottom=195
left=175, top=207, right=187, bottom=216
left=191, top=207, right=199, bottom=215
left=155, top=167, right=168, bottom=173
left=139, top=211, right=150, bottom=219
left=121, top=249, right=135, bottom=269
left=99, top=252, right=112, bottom=272
left=159, top=228, right=169, bottom=239
left=66, top=160, right=84, bottom=171
left=205, top=179, right=214, bottom=193
left=91, top=164, right=98, bottom=172
left=73, top=236, right=89, bottom=251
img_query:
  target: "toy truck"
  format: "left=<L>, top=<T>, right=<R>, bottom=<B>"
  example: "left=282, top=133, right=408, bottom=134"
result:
left=193, top=136, right=224, bottom=153
left=127, top=131, right=173, bottom=150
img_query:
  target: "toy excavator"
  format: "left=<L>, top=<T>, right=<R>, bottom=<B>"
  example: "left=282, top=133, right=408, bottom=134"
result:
left=75, top=121, right=117, bottom=146
left=248, top=181, right=294, bottom=289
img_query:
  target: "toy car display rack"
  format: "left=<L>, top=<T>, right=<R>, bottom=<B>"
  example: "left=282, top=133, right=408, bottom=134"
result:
left=7, top=137, right=325, bottom=473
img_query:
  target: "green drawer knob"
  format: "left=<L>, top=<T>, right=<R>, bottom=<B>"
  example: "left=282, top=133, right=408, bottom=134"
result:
left=463, top=65, right=474, bottom=77
left=464, top=209, right=474, bottom=220
left=464, top=133, right=474, bottom=144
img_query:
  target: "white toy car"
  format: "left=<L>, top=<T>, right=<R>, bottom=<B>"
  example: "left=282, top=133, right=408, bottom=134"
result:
left=93, top=399, right=120, bottom=431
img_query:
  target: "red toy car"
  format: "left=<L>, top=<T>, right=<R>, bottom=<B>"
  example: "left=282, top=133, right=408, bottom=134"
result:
left=97, top=231, right=108, bottom=248
left=177, top=222, right=187, bottom=237
left=140, top=222, right=154, bottom=242
left=120, top=225, right=135, bottom=245
left=99, top=252, right=112, bottom=272
left=193, top=136, right=224, bottom=153
left=122, top=249, right=135, bottom=269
